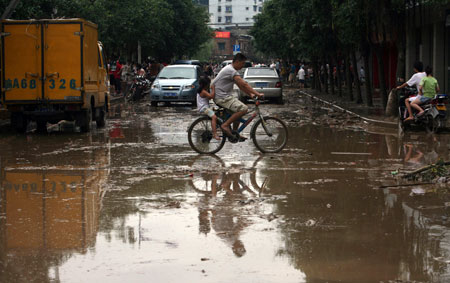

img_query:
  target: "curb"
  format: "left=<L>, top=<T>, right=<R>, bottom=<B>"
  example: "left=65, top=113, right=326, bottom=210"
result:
left=299, top=90, right=398, bottom=128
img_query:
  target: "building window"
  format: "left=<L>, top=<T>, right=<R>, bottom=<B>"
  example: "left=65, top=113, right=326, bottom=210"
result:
left=253, top=5, right=257, bottom=11
left=225, top=16, right=232, bottom=23
left=246, top=17, right=249, bottom=21
left=246, top=7, right=249, bottom=10
left=258, top=6, right=262, bottom=12
left=218, top=6, right=221, bottom=12
left=218, top=16, right=222, bottom=22
left=226, top=0, right=232, bottom=2
left=218, top=42, right=226, bottom=50
left=225, top=5, right=232, bottom=12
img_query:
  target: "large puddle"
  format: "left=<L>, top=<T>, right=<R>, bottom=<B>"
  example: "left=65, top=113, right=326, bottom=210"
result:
left=1, top=95, right=450, bottom=282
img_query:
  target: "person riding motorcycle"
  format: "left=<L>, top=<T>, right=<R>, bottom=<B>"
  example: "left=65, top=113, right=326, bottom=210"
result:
left=405, top=66, right=440, bottom=121
left=396, top=61, right=425, bottom=121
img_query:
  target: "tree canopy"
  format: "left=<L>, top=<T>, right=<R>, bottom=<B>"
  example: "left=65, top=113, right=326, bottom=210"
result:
left=0, top=0, right=212, bottom=61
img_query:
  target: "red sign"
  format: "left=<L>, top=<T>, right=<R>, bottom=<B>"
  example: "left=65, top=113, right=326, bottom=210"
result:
left=215, top=31, right=230, bottom=38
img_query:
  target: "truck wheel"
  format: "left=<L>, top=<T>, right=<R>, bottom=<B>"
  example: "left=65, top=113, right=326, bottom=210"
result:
left=150, top=101, right=158, bottom=107
left=78, top=107, right=92, bottom=133
left=96, top=105, right=106, bottom=128
left=11, top=112, right=28, bottom=133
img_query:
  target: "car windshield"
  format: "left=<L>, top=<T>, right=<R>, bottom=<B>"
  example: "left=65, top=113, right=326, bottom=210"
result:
left=158, top=67, right=196, bottom=79
left=246, top=68, right=277, bottom=77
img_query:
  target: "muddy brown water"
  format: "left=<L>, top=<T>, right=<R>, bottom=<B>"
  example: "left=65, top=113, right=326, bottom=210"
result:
left=1, top=92, right=450, bottom=282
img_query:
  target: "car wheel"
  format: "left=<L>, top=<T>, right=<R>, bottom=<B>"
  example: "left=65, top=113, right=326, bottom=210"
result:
left=275, top=96, right=283, bottom=104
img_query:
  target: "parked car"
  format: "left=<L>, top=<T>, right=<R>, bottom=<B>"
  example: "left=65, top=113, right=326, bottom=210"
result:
left=214, top=60, right=232, bottom=76
left=173, top=59, right=202, bottom=67
left=150, top=65, right=202, bottom=106
left=239, top=67, right=283, bottom=104
left=215, top=60, right=252, bottom=77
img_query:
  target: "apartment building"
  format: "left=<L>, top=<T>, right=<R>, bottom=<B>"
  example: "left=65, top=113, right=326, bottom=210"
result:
left=209, top=0, right=265, bottom=30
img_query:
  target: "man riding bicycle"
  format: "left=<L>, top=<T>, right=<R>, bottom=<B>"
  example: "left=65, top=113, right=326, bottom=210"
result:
left=211, top=53, right=263, bottom=140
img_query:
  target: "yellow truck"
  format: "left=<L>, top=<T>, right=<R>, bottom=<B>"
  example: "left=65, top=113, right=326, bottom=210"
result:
left=1, top=18, right=109, bottom=132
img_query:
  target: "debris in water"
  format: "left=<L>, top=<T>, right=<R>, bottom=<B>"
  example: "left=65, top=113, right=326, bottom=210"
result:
left=305, top=219, right=316, bottom=227
left=331, top=152, right=372, bottom=155
left=326, top=204, right=332, bottom=208
left=260, top=213, right=278, bottom=222
left=391, top=169, right=399, bottom=176
left=410, top=187, right=426, bottom=196
left=164, top=201, right=181, bottom=208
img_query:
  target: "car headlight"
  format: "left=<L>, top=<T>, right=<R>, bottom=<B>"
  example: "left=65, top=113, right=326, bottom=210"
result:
left=184, top=84, right=195, bottom=90
left=152, top=83, right=160, bottom=90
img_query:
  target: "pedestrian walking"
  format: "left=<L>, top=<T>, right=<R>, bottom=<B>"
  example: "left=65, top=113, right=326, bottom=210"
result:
left=288, top=63, right=296, bottom=84
left=359, top=66, right=365, bottom=84
left=297, top=65, right=305, bottom=88
left=113, top=59, right=123, bottom=95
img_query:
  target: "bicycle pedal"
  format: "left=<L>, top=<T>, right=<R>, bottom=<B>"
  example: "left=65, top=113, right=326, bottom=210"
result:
left=238, top=136, right=247, bottom=142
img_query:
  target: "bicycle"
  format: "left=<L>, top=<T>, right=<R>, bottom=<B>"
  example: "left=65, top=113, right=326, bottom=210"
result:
left=187, top=98, right=288, bottom=154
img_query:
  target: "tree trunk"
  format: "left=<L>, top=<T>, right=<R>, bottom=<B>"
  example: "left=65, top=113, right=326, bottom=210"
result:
left=334, top=54, right=342, bottom=97
left=344, top=52, right=353, bottom=101
left=313, top=60, right=321, bottom=92
left=363, top=46, right=373, bottom=107
left=351, top=51, right=363, bottom=104
left=375, top=44, right=388, bottom=109
left=323, top=60, right=329, bottom=94
left=329, top=55, right=335, bottom=96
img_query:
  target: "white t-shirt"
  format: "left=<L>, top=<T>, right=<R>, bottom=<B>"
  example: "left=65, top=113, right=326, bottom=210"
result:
left=297, top=68, right=305, bottom=80
left=212, top=64, right=239, bottom=100
left=406, top=72, right=426, bottom=92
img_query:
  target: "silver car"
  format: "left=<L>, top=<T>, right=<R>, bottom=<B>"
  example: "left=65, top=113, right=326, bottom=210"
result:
left=240, top=67, right=283, bottom=104
left=150, top=65, right=202, bottom=106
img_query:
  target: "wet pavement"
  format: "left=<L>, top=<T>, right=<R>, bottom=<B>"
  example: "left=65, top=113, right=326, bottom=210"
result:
left=1, top=89, right=450, bottom=282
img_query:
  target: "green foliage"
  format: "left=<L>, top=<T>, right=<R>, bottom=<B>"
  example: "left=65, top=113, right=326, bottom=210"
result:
left=0, top=0, right=212, bottom=61
left=191, top=38, right=215, bottom=61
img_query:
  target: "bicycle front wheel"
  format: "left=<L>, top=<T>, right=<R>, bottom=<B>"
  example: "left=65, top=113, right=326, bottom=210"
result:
left=251, top=116, right=288, bottom=153
left=188, top=116, right=226, bottom=154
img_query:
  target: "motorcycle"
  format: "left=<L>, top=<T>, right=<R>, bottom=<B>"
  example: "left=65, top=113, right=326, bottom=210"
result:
left=126, top=75, right=151, bottom=102
left=398, top=86, right=448, bottom=133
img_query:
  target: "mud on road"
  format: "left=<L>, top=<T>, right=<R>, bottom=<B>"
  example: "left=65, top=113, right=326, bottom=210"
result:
left=1, top=88, right=450, bottom=282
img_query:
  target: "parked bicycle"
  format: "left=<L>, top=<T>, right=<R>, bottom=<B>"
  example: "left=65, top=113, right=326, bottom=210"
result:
left=187, top=98, right=288, bottom=154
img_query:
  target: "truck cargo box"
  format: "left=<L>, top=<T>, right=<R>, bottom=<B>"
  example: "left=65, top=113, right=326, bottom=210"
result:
left=1, top=18, right=109, bottom=132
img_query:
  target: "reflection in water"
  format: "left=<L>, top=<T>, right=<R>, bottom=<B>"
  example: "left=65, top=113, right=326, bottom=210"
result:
left=0, top=136, right=110, bottom=282
left=196, top=169, right=256, bottom=257
left=277, top=126, right=450, bottom=282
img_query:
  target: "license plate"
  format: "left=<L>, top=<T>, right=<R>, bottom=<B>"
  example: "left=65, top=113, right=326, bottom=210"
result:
left=255, top=82, right=268, bottom=88
left=164, top=92, right=177, bottom=96
left=436, top=105, right=447, bottom=111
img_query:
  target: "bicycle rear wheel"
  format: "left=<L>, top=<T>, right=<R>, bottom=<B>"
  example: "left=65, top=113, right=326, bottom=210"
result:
left=188, top=116, right=226, bottom=154
left=251, top=116, right=288, bottom=153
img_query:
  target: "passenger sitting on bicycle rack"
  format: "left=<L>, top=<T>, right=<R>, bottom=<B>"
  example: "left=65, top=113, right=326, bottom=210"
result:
left=211, top=53, right=263, bottom=140
left=197, top=76, right=220, bottom=140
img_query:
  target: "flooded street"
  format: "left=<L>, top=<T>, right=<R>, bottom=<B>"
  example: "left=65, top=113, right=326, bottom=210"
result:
left=1, top=89, right=450, bottom=282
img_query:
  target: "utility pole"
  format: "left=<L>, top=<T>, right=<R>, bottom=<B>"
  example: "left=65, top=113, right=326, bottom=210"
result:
left=1, top=0, right=21, bottom=20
